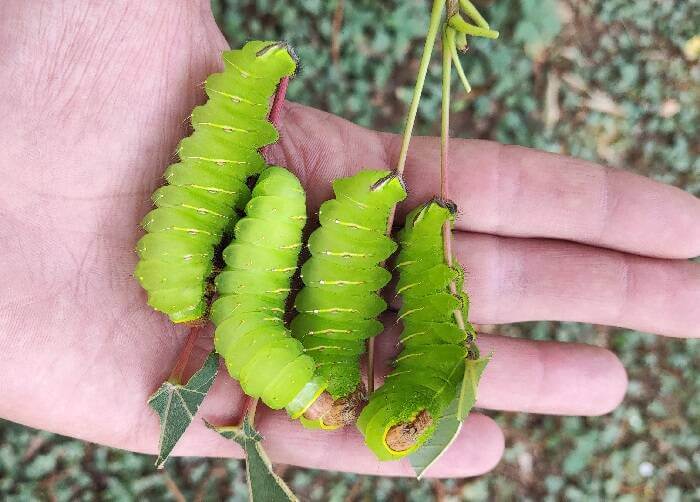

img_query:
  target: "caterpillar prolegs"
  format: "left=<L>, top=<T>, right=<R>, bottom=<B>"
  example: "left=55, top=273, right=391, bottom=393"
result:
left=358, top=199, right=482, bottom=460
left=290, top=170, right=407, bottom=426
left=135, top=42, right=297, bottom=323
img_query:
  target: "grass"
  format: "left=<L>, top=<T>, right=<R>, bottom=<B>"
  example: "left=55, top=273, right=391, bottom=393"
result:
left=2, top=0, right=698, bottom=499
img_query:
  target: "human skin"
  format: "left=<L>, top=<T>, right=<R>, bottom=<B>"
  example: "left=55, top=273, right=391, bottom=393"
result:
left=0, top=0, right=698, bottom=478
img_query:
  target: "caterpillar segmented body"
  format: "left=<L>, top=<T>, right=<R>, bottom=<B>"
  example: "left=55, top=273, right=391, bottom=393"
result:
left=135, top=42, right=297, bottom=323
left=291, top=170, right=407, bottom=405
left=211, top=166, right=317, bottom=410
left=358, top=200, right=480, bottom=460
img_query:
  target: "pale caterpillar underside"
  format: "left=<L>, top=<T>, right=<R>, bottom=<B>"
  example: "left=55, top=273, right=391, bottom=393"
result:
left=210, top=166, right=321, bottom=410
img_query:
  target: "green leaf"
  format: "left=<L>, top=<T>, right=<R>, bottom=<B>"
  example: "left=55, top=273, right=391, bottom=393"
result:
left=206, top=418, right=298, bottom=502
left=147, top=351, right=219, bottom=469
left=456, top=356, right=490, bottom=421
left=409, top=399, right=462, bottom=479
left=409, top=355, right=491, bottom=478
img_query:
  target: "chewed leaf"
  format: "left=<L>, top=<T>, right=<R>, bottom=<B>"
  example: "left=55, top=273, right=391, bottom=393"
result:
left=457, top=356, right=491, bottom=421
left=206, top=418, right=298, bottom=502
left=409, top=399, right=462, bottom=479
left=147, top=351, right=219, bottom=468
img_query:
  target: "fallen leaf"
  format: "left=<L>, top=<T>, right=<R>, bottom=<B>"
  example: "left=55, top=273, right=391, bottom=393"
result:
left=544, top=72, right=562, bottom=131
left=561, top=72, right=589, bottom=93
left=585, top=90, right=624, bottom=117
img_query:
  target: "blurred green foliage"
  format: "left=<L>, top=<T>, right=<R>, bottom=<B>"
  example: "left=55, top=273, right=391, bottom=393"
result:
left=2, top=0, right=698, bottom=499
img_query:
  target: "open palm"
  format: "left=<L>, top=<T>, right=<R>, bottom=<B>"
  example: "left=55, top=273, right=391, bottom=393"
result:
left=1, top=1, right=698, bottom=478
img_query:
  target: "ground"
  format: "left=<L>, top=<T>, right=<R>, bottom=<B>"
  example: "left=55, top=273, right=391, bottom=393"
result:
left=1, top=0, right=698, bottom=500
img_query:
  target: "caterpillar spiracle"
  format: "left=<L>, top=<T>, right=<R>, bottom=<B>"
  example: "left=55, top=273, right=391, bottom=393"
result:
left=357, top=199, right=481, bottom=460
left=135, top=41, right=297, bottom=323
left=290, top=170, right=407, bottom=427
left=210, top=166, right=322, bottom=411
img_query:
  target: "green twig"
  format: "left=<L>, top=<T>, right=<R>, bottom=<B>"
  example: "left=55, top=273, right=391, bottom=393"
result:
left=440, top=28, right=452, bottom=201
left=373, top=0, right=447, bottom=397
left=448, top=14, right=499, bottom=39
left=459, top=0, right=490, bottom=29
left=446, top=28, right=472, bottom=100
left=394, top=0, right=446, bottom=176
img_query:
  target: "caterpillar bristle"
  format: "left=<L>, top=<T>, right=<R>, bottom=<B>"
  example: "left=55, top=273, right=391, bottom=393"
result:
left=182, top=317, right=210, bottom=329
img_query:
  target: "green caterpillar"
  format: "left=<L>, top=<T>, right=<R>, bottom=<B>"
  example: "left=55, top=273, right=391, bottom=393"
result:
left=357, top=199, right=480, bottom=460
left=210, top=166, right=321, bottom=410
left=135, top=41, right=297, bottom=323
left=290, top=170, right=407, bottom=424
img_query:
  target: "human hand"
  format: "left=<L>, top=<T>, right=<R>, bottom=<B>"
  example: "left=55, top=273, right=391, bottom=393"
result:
left=1, top=0, right=698, bottom=478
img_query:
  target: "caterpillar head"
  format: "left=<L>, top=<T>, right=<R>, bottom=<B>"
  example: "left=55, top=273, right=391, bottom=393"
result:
left=430, top=195, right=458, bottom=215
left=384, top=410, right=433, bottom=453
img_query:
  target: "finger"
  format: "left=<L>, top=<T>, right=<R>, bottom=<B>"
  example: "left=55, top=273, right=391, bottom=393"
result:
left=401, top=137, right=700, bottom=259
left=449, top=232, right=700, bottom=338
left=132, top=365, right=503, bottom=478
left=270, top=104, right=700, bottom=259
left=372, top=322, right=628, bottom=416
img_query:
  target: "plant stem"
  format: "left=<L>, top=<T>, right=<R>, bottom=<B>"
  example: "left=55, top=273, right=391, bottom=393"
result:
left=268, top=76, right=290, bottom=128
left=367, top=332, right=376, bottom=394
left=384, top=0, right=445, bottom=232
left=394, top=0, right=446, bottom=177
left=458, top=0, right=490, bottom=29
left=447, top=0, right=459, bottom=17
left=168, top=326, right=204, bottom=384
left=440, top=29, right=451, bottom=202
left=371, top=0, right=447, bottom=397
left=246, top=398, right=259, bottom=425
left=440, top=25, right=467, bottom=334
